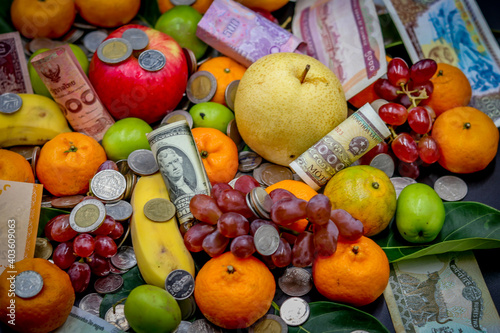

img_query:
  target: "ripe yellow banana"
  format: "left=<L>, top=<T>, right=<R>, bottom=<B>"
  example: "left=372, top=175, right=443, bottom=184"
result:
left=0, top=93, right=71, bottom=148
left=130, top=172, right=195, bottom=288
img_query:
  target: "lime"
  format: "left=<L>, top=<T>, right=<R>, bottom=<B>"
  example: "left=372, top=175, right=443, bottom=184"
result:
left=102, top=118, right=153, bottom=161
left=189, top=102, right=235, bottom=134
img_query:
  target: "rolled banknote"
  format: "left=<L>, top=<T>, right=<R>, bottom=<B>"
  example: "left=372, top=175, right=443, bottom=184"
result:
left=292, top=0, right=387, bottom=100
left=147, top=120, right=211, bottom=224
left=31, top=44, right=114, bottom=141
left=384, top=251, right=500, bottom=332
left=196, top=0, right=307, bottom=67
left=289, top=103, right=390, bottom=190
left=0, top=32, right=33, bottom=94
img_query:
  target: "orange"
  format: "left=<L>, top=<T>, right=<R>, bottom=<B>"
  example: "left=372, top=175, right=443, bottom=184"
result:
left=0, top=258, right=75, bottom=333
left=323, top=165, right=396, bottom=237
left=0, top=149, right=35, bottom=183
left=313, top=236, right=389, bottom=307
left=158, top=0, right=213, bottom=14
left=265, top=179, right=317, bottom=233
left=432, top=106, right=499, bottom=173
left=194, top=252, right=275, bottom=329
left=191, top=127, right=239, bottom=185
left=198, top=56, right=247, bottom=106
left=234, top=0, right=289, bottom=12
left=427, top=63, right=472, bottom=117
left=75, top=0, right=140, bottom=28
left=10, top=0, right=75, bottom=39
left=36, top=132, right=107, bottom=196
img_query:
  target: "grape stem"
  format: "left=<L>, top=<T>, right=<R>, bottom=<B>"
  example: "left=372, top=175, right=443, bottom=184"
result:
left=397, top=82, right=430, bottom=108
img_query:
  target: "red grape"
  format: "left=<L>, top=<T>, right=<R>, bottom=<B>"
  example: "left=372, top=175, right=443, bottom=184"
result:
left=49, top=214, right=78, bottom=242
left=96, top=160, right=119, bottom=173
left=387, top=58, right=410, bottom=86
left=268, top=188, right=296, bottom=202
left=190, top=194, right=223, bottom=225
left=216, top=189, right=254, bottom=219
left=398, top=93, right=412, bottom=108
left=422, top=105, right=436, bottom=122
left=374, top=78, right=400, bottom=101
left=292, top=232, right=314, bottom=267
left=73, top=233, right=95, bottom=258
left=330, top=209, right=364, bottom=241
left=408, top=107, right=432, bottom=134
left=359, top=142, right=389, bottom=165
left=86, top=253, right=110, bottom=277
left=92, top=215, right=116, bottom=236
left=378, top=102, right=408, bottom=126
left=184, top=222, right=216, bottom=252
left=313, top=220, right=339, bottom=258
left=418, top=136, right=440, bottom=164
left=67, top=262, right=91, bottom=293
left=230, top=235, right=256, bottom=259
left=53, top=241, right=77, bottom=269
left=202, top=230, right=229, bottom=257
left=108, top=222, right=124, bottom=240
left=410, top=59, right=437, bottom=84
left=270, top=197, right=307, bottom=226
left=306, top=194, right=331, bottom=225
left=260, top=255, right=276, bottom=270
left=217, top=212, right=250, bottom=238
left=234, top=175, right=260, bottom=194
left=94, top=235, right=117, bottom=258
left=211, top=183, right=232, bottom=201
left=398, top=161, right=420, bottom=179
left=271, top=238, right=292, bottom=268
left=249, top=219, right=279, bottom=235
left=391, top=133, right=418, bottom=163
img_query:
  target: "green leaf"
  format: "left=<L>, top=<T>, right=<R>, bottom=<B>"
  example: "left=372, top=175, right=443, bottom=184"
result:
left=38, top=207, right=70, bottom=237
left=379, top=13, right=402, bottom=49
left=138, top=0, right=162, bottom=28
left=374, top=202, right=500, bottom=263
left=287, top=301, right=390, bottom=333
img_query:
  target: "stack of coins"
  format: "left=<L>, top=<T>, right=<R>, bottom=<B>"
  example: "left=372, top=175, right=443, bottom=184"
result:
left=246, top=187, right=273, bottom=219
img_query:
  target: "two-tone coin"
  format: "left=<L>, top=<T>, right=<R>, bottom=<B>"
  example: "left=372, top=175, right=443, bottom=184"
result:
left=186, top=71, right=217, bottom=104
left=83, top=30, right=108, bottom=54
left=165, top=269, right=195, bottom=300
left=370, top=153, right=395, bottom=178
left=161, top=110, right=194, bottom=128
left=51, top=195, right=85, bottom=209
left=278, top=267, right=313, bottom=297
left=95, top=274, right=124, bottom=294
left=91, top=169, right=127, bottom=203
left=69, top=199, right=107, bottom=233
left=144, top=198, right=176, bottom=222
left=15, top=270, right=44, bottom=298
left=127, top=149, right=159, bottom=176
left=105, top=304, right=129, bottom=331
left=254, top=224, right=280, bottom=256
left=390, top=177, right=417, bottom=199
left=248, top=314, right=287, bottom=333
left=105, top=200, right=133, bottom=221
left=110, top=245, right=137, bottom=270
left=79, top=293, right=103, bottom=317
left=97, top=38, right=132, bottom=64
left=280, top=297, right=310, bottom=326
left=434, top=175, right=468, bottom=201
left=224, top=80, right=239, bottom=111
left=0, top=93, right=22, bottom=114
left=238, top=151, right=262, bottom=172
left=138, top=49, right=166, bottom=71
left=182, top=48, right=198, bottom=77
left=34, top=238, right=53, bottom=260
left=122, top=28, right=149, bottom=50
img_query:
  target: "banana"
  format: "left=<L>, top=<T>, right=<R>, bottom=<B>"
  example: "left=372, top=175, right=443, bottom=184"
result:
left=0, top=93, right=71, bottom=148
left=130, top=172, right=195, bottom=288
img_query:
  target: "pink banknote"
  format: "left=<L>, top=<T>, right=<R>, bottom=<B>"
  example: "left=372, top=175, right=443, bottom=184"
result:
left=0, top=32, right=33, bottom=94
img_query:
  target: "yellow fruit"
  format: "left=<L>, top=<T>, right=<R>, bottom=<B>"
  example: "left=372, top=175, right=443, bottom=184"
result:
left=235, top=52, right=347, bottom=166
left=323, top=165, right=396, bottom=236
left=0, top=149, right=35, bottom=183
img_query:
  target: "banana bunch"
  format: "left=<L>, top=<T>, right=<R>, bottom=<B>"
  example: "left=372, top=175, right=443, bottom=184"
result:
left=0, top=93, right=71, bottom=148
left=130, top=172, right=195, bottom=288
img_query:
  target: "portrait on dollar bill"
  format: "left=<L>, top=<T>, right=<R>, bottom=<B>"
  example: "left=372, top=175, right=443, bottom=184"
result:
left=156, top=146, right=197, bottom=199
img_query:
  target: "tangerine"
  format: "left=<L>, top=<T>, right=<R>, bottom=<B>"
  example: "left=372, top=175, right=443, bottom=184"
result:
left=191, top=127, right=239, bottom=185
left=323, top=165, right=396, bottom=237
left=0, top=258, right=75, bottom=333
left=36, top=132, right=107, bottom=196
left=158, top=0, right=213, bottom=14
left=194, top=252, right=275, bottom=329
left=198, top=56, right=247, bottom=106
left=313, top=236, right=390, bottom=307
left=0, top=149, right=35, bottom=183
left=432, top=106, right=499, bottom=173
left=75, top=0, right=140, bottom=28
left=427, top=63, right=472, bottom=117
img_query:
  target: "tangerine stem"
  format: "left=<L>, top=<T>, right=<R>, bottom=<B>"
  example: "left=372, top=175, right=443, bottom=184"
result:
left=300, top=65, right=311, bottom=83
left=464, top=122, right=471, bottom=129
left=64, top=144, right=78, bottom=154
left=352, top=245, right=359, bottom=254
left=227, top=265, right=235, bottom=274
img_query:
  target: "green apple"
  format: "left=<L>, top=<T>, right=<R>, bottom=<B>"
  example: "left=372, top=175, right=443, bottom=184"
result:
left=154, top=5, right=208, bottom=60
left=124, top=284, right=181, bottom=333
left=101, top=117, right=153, bottom=161
left=28, top=44, right=90, bottom=98
left=189, top=102, right=235, bottom=134
left=396, top=183, right=446, bottom=243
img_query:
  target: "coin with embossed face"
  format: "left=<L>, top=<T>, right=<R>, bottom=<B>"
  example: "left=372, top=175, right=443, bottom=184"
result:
left=224, top=80, right=239, bottom=111
left=110, top=245, right=137, bottom=270
left=105, top=304, right=129, bottom=331
left=370, top=153, right=394, bottom=178
left=278, top=267, right=313, bottom=297
left=95, top=274, right=124, bottom=294
left=434, top=175, right=468, bottom=201
left=127, top=149, right=159, bottom=176
left=0, top=93, right=22, bottom=114
left=186, top=71, right=217, bottom=104
left=122, top=28, right=149, bottom=50
left=69, top=199, right=107, bottom=233
left=280, top=297, right=310, bottom=326
left=144, top=198, right=176, bottom=222
left=165, top=269, right=195, bottom=300
left=97, top=38, right=132, bottom=64
left=15, top=270, right=43, bottom=298
left=254, top=225, right=280, bottom=256
left=91, top=169, right=127, bottom=202
left=83, top=30, right=108, bottom=53
left=138, top=49, right=166, bottom=71
left=79, top=293, right=103, bottom=317
left=105, top=200, right=133, bottom=221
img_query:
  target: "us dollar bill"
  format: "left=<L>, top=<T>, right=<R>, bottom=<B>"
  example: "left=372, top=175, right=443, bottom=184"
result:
left=383, top=0, right=500, bottom=126
left=384, top=251, right=500, bottom=332
left=147, top=120, right=211, bottom=224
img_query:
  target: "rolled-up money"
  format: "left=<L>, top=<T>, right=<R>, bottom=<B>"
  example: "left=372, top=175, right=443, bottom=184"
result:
left=31, top=44, right=114, bottom=141
left=289, top=103, right=390, bottom=190
left=196, top=0, right=306, bottom=67
left=147, top=120, right=211, bottom=224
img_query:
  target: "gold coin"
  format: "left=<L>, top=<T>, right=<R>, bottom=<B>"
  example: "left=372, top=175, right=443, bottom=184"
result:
left=101, top=40, right=129, bottom=60
left=75, top=204, right=101, bottom=227
left=144, top=198, right=176, bottom=222
left=192, top=75, right=212, bottom=100
left=34, top=238, right=53, bottom=260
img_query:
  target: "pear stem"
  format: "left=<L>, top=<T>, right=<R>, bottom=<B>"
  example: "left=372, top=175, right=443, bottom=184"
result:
left=300, top=65, right=311, bottom=84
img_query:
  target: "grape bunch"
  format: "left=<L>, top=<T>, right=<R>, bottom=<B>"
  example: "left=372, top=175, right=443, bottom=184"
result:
left=186, top=175, right=364, bottom=269
left=368, top=57, right=441, bottom=179
left=46, top=208, right=124, bottom=293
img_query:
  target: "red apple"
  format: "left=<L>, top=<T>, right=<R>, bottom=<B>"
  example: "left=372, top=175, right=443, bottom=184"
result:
left=88, top=24, right=188, bottom=124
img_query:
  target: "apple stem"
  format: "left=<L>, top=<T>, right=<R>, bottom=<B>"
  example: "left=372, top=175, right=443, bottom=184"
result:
left=300, top=65, right=311, bottom=84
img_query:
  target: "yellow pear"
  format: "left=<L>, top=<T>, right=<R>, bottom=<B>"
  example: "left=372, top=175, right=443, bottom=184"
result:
left=234, top=52, right=347, bottom=166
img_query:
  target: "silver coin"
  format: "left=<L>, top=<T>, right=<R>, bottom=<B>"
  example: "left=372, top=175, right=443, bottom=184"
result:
left=278, top=267, right=313, bottom=297
left=83, top=30, right=108, bottom=53
left=110, top=264, right=129, bottom=274
left=434, top=175, right=468, bottom=201
left=62, top=28, right=85, bottom=44
left=127, top=149, right=159, bottom=176
left=246, top=187, right=273, bottom=219
left=97, top=38, right=132, bottom=64
left=186, top=71, right=217, bottom=104
left=29, top=37, right=63, bottom=53
left=171, top=0, right=196, bottom=5
left=0, top=93, right=22, bottom=114
left=224, top=80, right=239, bottom=111
left=34, top=237, right=53, bottom=260
left=187, top=319, right=223, bottom=333
left=174, top=321, right=193, bottom=333
left=390, top=177, right=417, bottom=199
left=110, top=245, right=137, bottom=270
left=15, top=270, right=43, bottom=298
left=259, top=163, right=293, bottom=186
left=95, top=274, right=124, bottom=294
left=370, top=153, right=395, bottom=178
left=138, top=49, right=166, bottom=71
left=105, top=304, right=129, bottom=331
left=91, top=169, right=127, bottom=202
left=254, top=224, right=280, bottom=256
left=238, top=151, right=262, bottom=172
left=69, top=199, right=107, bottom=233
left=105, top=200, right=133, bottom=221
left=121, top=28, right=149, bottom=50
left=248, top=314, right=287, bottom=333
left=161, top=110, right=194, bottom=128
left=79, top=293, right=103, bottom=317
left=226, top=119, right=244, bottom=150
left=280, top=297, right=310, bottom=326
left=165, top=269, right=195, bottom=300
left=182, top=48, right=198, bottom=77
left=370, top=99, right=389, bottom=113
